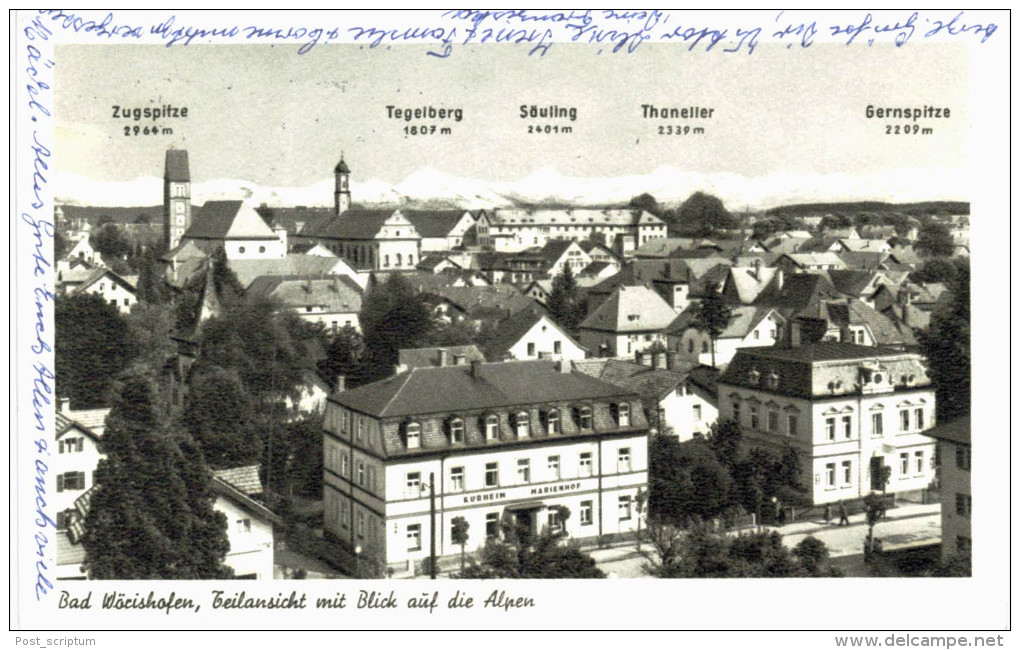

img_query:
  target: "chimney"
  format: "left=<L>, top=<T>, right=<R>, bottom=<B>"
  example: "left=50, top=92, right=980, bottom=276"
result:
left=335, top=375, right=346, bottom=393
left=438, top=348, right=450, bottom=367
left=58, top=396, right=70, bottom=414
left=653, top=351, right=667, bottom=369
left=775, top=268, right=784, bottom=291
left=453, top=353, right=467, bottom=366
left=790, top=321, right=802, bottom=348
left=471, top=360, right=483, bottom=378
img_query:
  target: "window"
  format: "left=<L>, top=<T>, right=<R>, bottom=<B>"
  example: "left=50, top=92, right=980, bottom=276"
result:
left=914, top=450, right=924, bottom=475
left=617, top=403, right=630, bottom=427
left=449, top=418, right=464, bottom=444
left=485, top=462, right=499, bottom=487
left=340, top=454, right=349, bottom=477
left=579, top=452, right=593, bottom=477
left=842, top=460, right=852, bottom=485
left=356, top=512, right=365, bottom=538
left=750, top=406, right=760, bottom=430
left=580, top=500, right=593, bottom=526
left=617, top=448, right=631, bottom=473
left=547, top=511, right=562, bottom=534
left=56, top=472, right=85, bottom=492
left=899, top=452, right=909, bottom=476
left=693, top=404, right=702, bottom=422
left=871, top=413, right=884, bottom=437
left=548, top=455, right=560, bottom=480
left=517, top=458, right=531, bottom=484
left=578, top=406, right=593, bottom=430
left=527, top=342, right=536, bottom=356
left=123, top=298, right=129, bottom=306
left=407, top=524, right=422, bottom=551
left=356, top=417, right=364, bottom=442
left=900, top=410, right=910, bottom=431
left=618, top=495, right=633, bottom=521
left=701, top=341, right=709, bottom=353
left=825, top=463, right=836, bottom=488
left=955, top=493, right=971, bottom=517
left=515, top=411, right=530, bottom=438
left=238, top=246, right=246, bottom=254
left=554, top=341, right=562, bottom=355
left=733, top=402, right=741, bottom=423
left=405, top=422, right=420, bottom=449
left=236, top=518, right=252, bottom=533
left=546, top=409, right=560, bottom=434
left=687, top=340, right=694, bottom=354
left=485, top=415, right=499, bottom=441
left=753, top=330, right=760, bottom=340
left=955, top=446, right=971, bottom=471
left=406, top=472, right=421, bottom=497
left=787, top=414, right=798, bottom=437
left=356, top=460, right=365, bottom=486
left=450, top=466, right=464, bottom=491
left=486, top=513, right=500, bottom=538
left=825, top=417, right=836, bottom=440
left=914, top=408, right=925, bottom=430
left=59, top=438, right=84, bottom=454
left=258, top=246, right=266, bottom=254
left=767, top=409, right=779, bottom=432
left=842, top=415, right=852, bottom=439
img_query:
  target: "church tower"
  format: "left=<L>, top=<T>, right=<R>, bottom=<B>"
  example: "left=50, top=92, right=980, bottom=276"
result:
left=163, top=149, right=192, bottom=250
left=334, top=155, right=351, bottom=216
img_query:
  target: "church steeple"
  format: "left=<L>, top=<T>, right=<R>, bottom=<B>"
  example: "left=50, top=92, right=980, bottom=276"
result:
left=163, top=149, right=192, bottom=250
left=334, top=153, right=351, bottom=216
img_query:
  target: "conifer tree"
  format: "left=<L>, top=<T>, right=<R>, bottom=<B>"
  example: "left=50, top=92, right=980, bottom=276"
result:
left=81, top=372, right=232, bottom=579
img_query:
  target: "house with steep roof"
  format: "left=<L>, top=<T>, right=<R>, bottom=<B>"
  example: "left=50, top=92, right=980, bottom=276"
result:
left=246, top=274, right=364, bottom=333
left=323, top=359, right=649, bottom=574
left=839, top=238, right=892, bottom=254
left=416, top=254, right=463, bottom=274
left=162, top=239, right=211, bottom=286
left=666, top=305, right=786, bottom=368
left=718, top=342, right=936, bottom=506
left=181, top=200, right=287, bottom=260
left=573, top=356, right=716, bottom=441
left=67, top=267, right=138, bottom=314
left=577, top=285, right=677, bottom=358
left=403, top=209, right=476, bottom=252
left=65, top=235, right=100, bottom=265
left=484, top=311, right=587, bottom=362
left=538, top=240, right=593, bottom=277
left=228, top=253, right=367, bottom=290
left=775, top=252, right=847, bottom=273
left=721, top=263, right=781, bottom=305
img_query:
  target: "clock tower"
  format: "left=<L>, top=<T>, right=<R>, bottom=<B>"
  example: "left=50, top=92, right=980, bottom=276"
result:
left=334, top=155, right=351, bottom=216
left=163, top=149, right=192, bottom=250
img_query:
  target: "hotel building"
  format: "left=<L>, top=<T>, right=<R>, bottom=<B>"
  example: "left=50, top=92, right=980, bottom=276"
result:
left=322, top=359, right=649, bottom=576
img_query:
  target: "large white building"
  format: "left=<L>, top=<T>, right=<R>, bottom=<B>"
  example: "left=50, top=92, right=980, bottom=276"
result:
left=717, top=343, right=936, bottom=505
left=475, top=208, right=667, bottom=253
left=322, top=359, right=648, bottom=576
left=924, top=419, right=970, bottom=562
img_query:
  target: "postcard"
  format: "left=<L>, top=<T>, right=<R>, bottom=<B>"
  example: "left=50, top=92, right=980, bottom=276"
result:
left=12, top=8, right=1010, bottom=642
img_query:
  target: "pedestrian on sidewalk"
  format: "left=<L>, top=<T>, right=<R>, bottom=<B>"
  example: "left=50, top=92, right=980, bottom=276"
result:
left=838, top=500, right=850, bottom=526
left=824, top=503, right=832, bottom=525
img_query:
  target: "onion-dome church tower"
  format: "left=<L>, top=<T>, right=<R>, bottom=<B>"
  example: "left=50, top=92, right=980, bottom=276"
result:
left=334, top=155, right=351, bottom=217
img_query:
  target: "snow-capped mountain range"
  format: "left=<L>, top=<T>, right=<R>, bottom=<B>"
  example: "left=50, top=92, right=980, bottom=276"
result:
left=54, top=166, right=966, bottom=211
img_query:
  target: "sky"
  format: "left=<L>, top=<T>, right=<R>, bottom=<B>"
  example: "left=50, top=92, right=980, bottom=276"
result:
left=54, top=41, right=970, bottom=208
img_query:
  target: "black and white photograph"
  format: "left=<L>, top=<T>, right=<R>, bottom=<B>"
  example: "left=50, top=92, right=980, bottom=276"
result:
left=12, top=7, right=1010, bottom=641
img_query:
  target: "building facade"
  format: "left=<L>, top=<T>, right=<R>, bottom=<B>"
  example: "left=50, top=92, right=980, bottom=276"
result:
left=924, top=419, right=971, bottom=562
left=476, top=208, right=667, bottom=252
left=717, top=343, right=936, bottom=505
left=322, top=360, right=648, bottom=576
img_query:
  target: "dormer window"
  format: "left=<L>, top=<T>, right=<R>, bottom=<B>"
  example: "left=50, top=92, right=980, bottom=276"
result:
left=484, top=414, right=499, bottom=441
left=545, top=409, right=560, bottom=434
left=748, top=369, right=761, bottom=386
left=614, top=403, right=631, bottom=427
left=514, top=411, right=530, bottom=438
left=766, top=372, right=780, bottom=390
left=576, top=406, right=593, bottom=431
left=405, top=422, right=421, bottom=449
left=448, top=417, right=465, bottom=444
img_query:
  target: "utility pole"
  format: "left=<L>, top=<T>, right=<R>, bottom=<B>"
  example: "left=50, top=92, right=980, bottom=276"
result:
left=429, top=472, right=437, bottom=579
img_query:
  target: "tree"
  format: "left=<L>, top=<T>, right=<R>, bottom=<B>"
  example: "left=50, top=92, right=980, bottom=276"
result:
left=792, top=536, right=830, bottom=576
left=317, top=324, right=365, bottom=388
left=134, top=247, right=171, bottom=305
left=90, top=223, right=133, bottom=260
left=180, top=366, right=261, bottom=469
left=54, top=230, right=69, bottom=260
left=688, top=289, right=734, bottom=367
left=706, top=418, right=742, bottom=472
left=919, top=261, right=970, bottom=422
left=276, top=413, right=324, bottom=499
left=910, top=258, right=961, bottom=285
left=457, top=531, right=605, bottom=579
left=359, top=274, right=436, bottom=384
left=648, top=435, right=732, bottom=525
left=451, top=516, right=470, bottom=572
left=915, top=221, right=955, bottom=257
left=669, top=191, right=737, bottom=237
left=547, top=264, right=583, bottom=330
left=81, top=372, right=233, bottom=579
left=628, top=192, right=661, bottom=217
left=123, top=301, right=177, bottom=379
left=55, top=294, right=138, bottom=409
left=864, top=492, right=887, bottom=554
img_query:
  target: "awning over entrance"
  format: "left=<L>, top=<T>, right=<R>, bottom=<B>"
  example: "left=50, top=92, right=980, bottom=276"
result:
left=504, top=501, right=545, bottom=512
